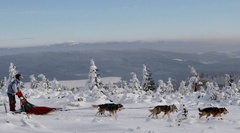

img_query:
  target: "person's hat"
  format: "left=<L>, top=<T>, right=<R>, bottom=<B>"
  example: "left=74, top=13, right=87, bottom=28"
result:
left=15, top=74, right=22, bottom=80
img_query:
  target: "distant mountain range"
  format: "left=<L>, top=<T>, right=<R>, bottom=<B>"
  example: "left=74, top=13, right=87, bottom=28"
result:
left=1, top=42, right=240, bottom=84
left=1, top=40, right=240, bottom=56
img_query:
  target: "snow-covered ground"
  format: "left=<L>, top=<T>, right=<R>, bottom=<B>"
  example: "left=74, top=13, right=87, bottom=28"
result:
left=0, top=78, right=240, bottom=133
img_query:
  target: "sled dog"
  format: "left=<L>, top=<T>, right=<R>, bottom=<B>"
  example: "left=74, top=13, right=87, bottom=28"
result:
left=92, top=103, right=124, bottom=117
left=148, top=104, right=178, bottom=119
left=198, top=107, right=228, bottom=119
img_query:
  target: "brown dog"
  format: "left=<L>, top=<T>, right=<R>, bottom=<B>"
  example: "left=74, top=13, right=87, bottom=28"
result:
left=149, top=104, right=178, bottom=119
left=92, top=103, right=124, bottom=117
left=198, top=107, right=228, bottom=119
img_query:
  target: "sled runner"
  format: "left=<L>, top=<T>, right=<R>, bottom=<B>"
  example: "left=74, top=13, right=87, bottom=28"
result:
left=16, top=91, right=56, bottom=115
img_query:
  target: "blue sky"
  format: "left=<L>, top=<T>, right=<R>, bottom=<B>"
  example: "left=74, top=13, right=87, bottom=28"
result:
left=0, top=0, right=240, bottom=48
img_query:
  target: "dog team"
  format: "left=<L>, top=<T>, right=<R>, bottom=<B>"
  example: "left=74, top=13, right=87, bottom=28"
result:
left=92, top=103, right=229, bottom=119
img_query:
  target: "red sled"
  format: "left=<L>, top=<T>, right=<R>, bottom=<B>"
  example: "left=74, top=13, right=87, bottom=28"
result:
left=23, top=106, right=56, bottom=115
left=16, top=91, right=56, bottom=115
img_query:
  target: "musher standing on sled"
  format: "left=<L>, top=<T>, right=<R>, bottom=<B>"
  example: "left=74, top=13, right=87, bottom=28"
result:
left=7, top=74, right=23, bottom=111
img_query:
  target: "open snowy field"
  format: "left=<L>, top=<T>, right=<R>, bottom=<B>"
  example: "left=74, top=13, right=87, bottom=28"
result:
left=1, top=102, right=240, bottom=133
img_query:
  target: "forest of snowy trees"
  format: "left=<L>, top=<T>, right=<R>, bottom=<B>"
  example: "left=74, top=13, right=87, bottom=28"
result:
left=1, top=60, right=240, bottom=105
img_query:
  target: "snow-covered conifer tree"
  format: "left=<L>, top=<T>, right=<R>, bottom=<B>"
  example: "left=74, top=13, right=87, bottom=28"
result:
left=178, top=81, right=187, bottom=95
left=38, top=74, right=51, bottom=89
left=30, top=74, right=39, bottom=89
left=7, top=63, right=19, bottom=85
left=224, top=82, right=238, bottom=99
left=121, top=80, right=128, bottom=90
left=166, top=77, right=174, bottom=94
left=0, top=77, right=7, bottom=93
left=237, top=80, right=240, bottom=92
left=206, top=82, right=222, bottom=101
left=206, top=82, right=214, bottom=95
left=142, top=64, right=156, bottom=92
left=187, top=76, right=198, bottom=92
left=46, top=79, right=52, bottom=90
left=188, top=65, right=198, bottom=77
left=85, top=59, right=103, bottom=90
left=222, top=74, right=238, bottom=99
left=2, top=63, right=20, bottom=93
left=156, top=80, right=166, bottom=94
left=225, top=74, right=231, bottom=87
left=129, top=72, right=142, bottom=92
left=188, top=66, right=207, bottom=91
left=187, top=66, right=204, bottom=92
left=225, top=74, right=234, bottom=87
left=52, top=77, right=61, bottom=91
left=0, top=79, right=3, bottom=90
